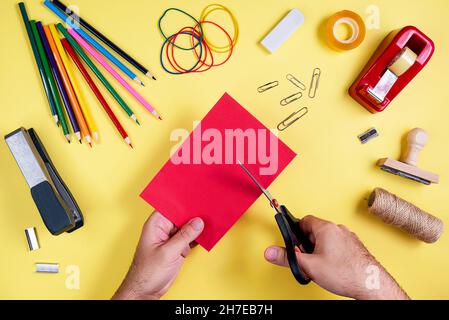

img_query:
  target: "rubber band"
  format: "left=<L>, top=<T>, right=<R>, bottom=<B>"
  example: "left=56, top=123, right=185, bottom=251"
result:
left=168, top=27, right=210, bottom=73
left=189, top=31, right=215, bottom=72
left=190, top=26, right=215, bottom=69
left=158, top=4, right=238, bottom=75
left=166, top=32, right=204, bottom=74
left=158, top=8, right=203, bottom=50
left=160, top=31, right=204, bottom=75
left=192, top=21, right=234, bottom=68
left=190, top=41, right=215, bottom=73
left=165, top=28, right=213, bottom=74
left=169, top=29, right=209, bottom=73
left=199, top=4, right=239, bottom=53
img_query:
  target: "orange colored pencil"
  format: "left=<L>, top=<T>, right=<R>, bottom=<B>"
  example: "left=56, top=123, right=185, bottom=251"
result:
left=43, top=25, right=92, bottom=145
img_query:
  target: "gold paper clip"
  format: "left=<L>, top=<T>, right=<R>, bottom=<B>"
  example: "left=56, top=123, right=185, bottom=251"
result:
left=286, top=74, right=306, bottom=90
left=280, top=92, right=303, bottom=106
left=277, top=107, right=308, bottom=131
left=308, top=68, right=321, bottom=98
left=257, top=81, right=279, bottom=93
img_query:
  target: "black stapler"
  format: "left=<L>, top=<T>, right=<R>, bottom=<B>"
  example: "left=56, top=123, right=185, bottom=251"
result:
left=5, top=128, right=84, bottom=235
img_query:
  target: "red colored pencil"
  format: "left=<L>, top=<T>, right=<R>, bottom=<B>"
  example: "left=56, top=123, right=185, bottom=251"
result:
left=61, top=38, right=133, bottom=148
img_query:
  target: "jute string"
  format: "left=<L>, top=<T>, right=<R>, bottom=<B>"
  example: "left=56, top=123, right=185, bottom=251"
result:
left=368, top=188, right=444, bottom=243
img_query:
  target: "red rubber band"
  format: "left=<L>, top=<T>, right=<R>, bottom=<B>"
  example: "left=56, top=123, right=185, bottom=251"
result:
left=192, top=21, right=234, bottom=68
left=165, top=27, right=205, bottom=73
left=161, top=17, right=235, bottom=74
left=168, top=27, right=213, bottom=73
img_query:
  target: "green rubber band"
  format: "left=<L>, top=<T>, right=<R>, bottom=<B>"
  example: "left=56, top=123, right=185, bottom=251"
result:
left=158, top=8, right=204, bottom=51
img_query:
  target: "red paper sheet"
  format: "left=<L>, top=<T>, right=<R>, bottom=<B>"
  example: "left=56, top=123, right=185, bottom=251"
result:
left=140, top=93, right=296, bottom=251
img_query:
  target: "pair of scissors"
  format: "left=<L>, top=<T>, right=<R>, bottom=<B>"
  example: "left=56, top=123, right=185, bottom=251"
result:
left=238, top=161, right=314, bottom=285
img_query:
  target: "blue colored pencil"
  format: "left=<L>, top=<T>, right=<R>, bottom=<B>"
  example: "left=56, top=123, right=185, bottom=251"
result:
left=44, top=0, right=145, bottom=87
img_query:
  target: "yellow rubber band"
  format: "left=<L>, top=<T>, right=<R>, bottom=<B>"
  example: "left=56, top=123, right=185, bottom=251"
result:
left=200, top=4, right=239, bottom=53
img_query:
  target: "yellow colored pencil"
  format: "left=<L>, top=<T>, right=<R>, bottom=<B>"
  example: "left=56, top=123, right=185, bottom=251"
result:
left=49, top=24, right=99, bottom=141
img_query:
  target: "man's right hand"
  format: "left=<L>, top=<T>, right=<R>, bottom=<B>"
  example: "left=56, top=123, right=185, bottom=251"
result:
left=264, top=215, right=409, bottom=300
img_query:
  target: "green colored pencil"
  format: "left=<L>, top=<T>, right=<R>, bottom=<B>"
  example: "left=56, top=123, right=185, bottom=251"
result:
left=56, top=24, right=140, bottom=125
left=18, top=2, right=57, bottom=124
left=30, top=21, right=71, bottom=142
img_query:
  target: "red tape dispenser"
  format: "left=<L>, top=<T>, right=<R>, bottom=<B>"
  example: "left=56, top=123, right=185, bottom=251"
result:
left=349, top=26, right=434, bottom=113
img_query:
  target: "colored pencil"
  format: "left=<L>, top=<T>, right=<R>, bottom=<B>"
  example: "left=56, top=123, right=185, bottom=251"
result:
left=37, top=22, right=79, bottom=142
left=31, top=21, right=71, bottom=142
left=43, top=25, right=90, bottom=145
left=62, top=38, right=133, bottom=148
left=49, top=24, right=99, bottom=142
left=18, top=3, right=58, bottom=124
left=56, top=24, right=140, bottom=125
left=44, top=0, right=145, bottom=86
left=51, top=0, right=156, bottom=80
left=68, top=28, right=162, bottom=120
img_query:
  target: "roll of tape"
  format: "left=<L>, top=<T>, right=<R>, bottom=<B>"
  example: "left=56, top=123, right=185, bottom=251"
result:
left=326, top=10, right=366, bottom=50
left=388, top=47, right=418, bottom=76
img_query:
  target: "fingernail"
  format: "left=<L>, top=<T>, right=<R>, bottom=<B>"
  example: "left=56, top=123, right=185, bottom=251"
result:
left=190, top=218, right=204, bottom=231
left=266, top=248, right=277, bottom=261
left=295, top=247, right=301, bottom=254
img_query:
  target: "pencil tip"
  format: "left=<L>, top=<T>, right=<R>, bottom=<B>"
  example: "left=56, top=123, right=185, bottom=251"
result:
left=130, top=143, right=134, bottom=149
left=88, top=142, right=92, bottom=148
left=145, top=72, right=156, bottom=80
left=136, top=119, right=141, bottom=126
left=158, top=116, right=162, bottom=120
left=134, top=78, right=145, bottom=87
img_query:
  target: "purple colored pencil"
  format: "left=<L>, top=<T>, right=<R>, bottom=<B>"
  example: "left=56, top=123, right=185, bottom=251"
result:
left=36, top=21, right=80, bottom=141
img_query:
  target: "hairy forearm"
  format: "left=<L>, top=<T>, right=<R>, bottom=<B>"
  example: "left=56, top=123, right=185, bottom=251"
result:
left=112, top=283, right=160, bottom=300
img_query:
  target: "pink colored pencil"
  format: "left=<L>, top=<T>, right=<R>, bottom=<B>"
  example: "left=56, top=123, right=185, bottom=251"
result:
left=67, top=28, right=161, bottom=120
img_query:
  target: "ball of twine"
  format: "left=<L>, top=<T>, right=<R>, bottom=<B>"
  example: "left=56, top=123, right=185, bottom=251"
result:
left=368, top=188, right=444, bottom=243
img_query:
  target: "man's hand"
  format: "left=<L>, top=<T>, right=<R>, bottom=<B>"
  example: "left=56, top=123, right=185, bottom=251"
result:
left=113, top=211, right=204, bottom=300
left=264, top=215, right=409, bottom=300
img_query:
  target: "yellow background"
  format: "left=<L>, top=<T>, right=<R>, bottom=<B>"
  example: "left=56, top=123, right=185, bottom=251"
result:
left=0, top=0, right=448, bottom=300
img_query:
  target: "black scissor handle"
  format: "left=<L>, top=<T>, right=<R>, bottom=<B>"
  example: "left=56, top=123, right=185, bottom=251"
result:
left=275, top=205, right=313, bottom=285
left=281, top=206, right=315, bottom=254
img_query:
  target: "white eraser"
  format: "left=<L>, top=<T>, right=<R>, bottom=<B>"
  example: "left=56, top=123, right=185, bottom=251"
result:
left=261, top=8, right=305, bottom=54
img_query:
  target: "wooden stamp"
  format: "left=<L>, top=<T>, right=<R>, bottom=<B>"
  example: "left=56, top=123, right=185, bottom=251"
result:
left=377, top=128, right=439, bottom=185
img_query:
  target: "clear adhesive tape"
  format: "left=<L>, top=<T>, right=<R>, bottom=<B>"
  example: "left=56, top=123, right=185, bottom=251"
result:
left=326, top=10, right=366, bottom=50
left=388, top=47, right=418, bottom=76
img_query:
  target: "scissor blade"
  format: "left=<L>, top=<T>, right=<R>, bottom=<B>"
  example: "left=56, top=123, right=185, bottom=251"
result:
left=237, top=160, right=275, bottom=203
